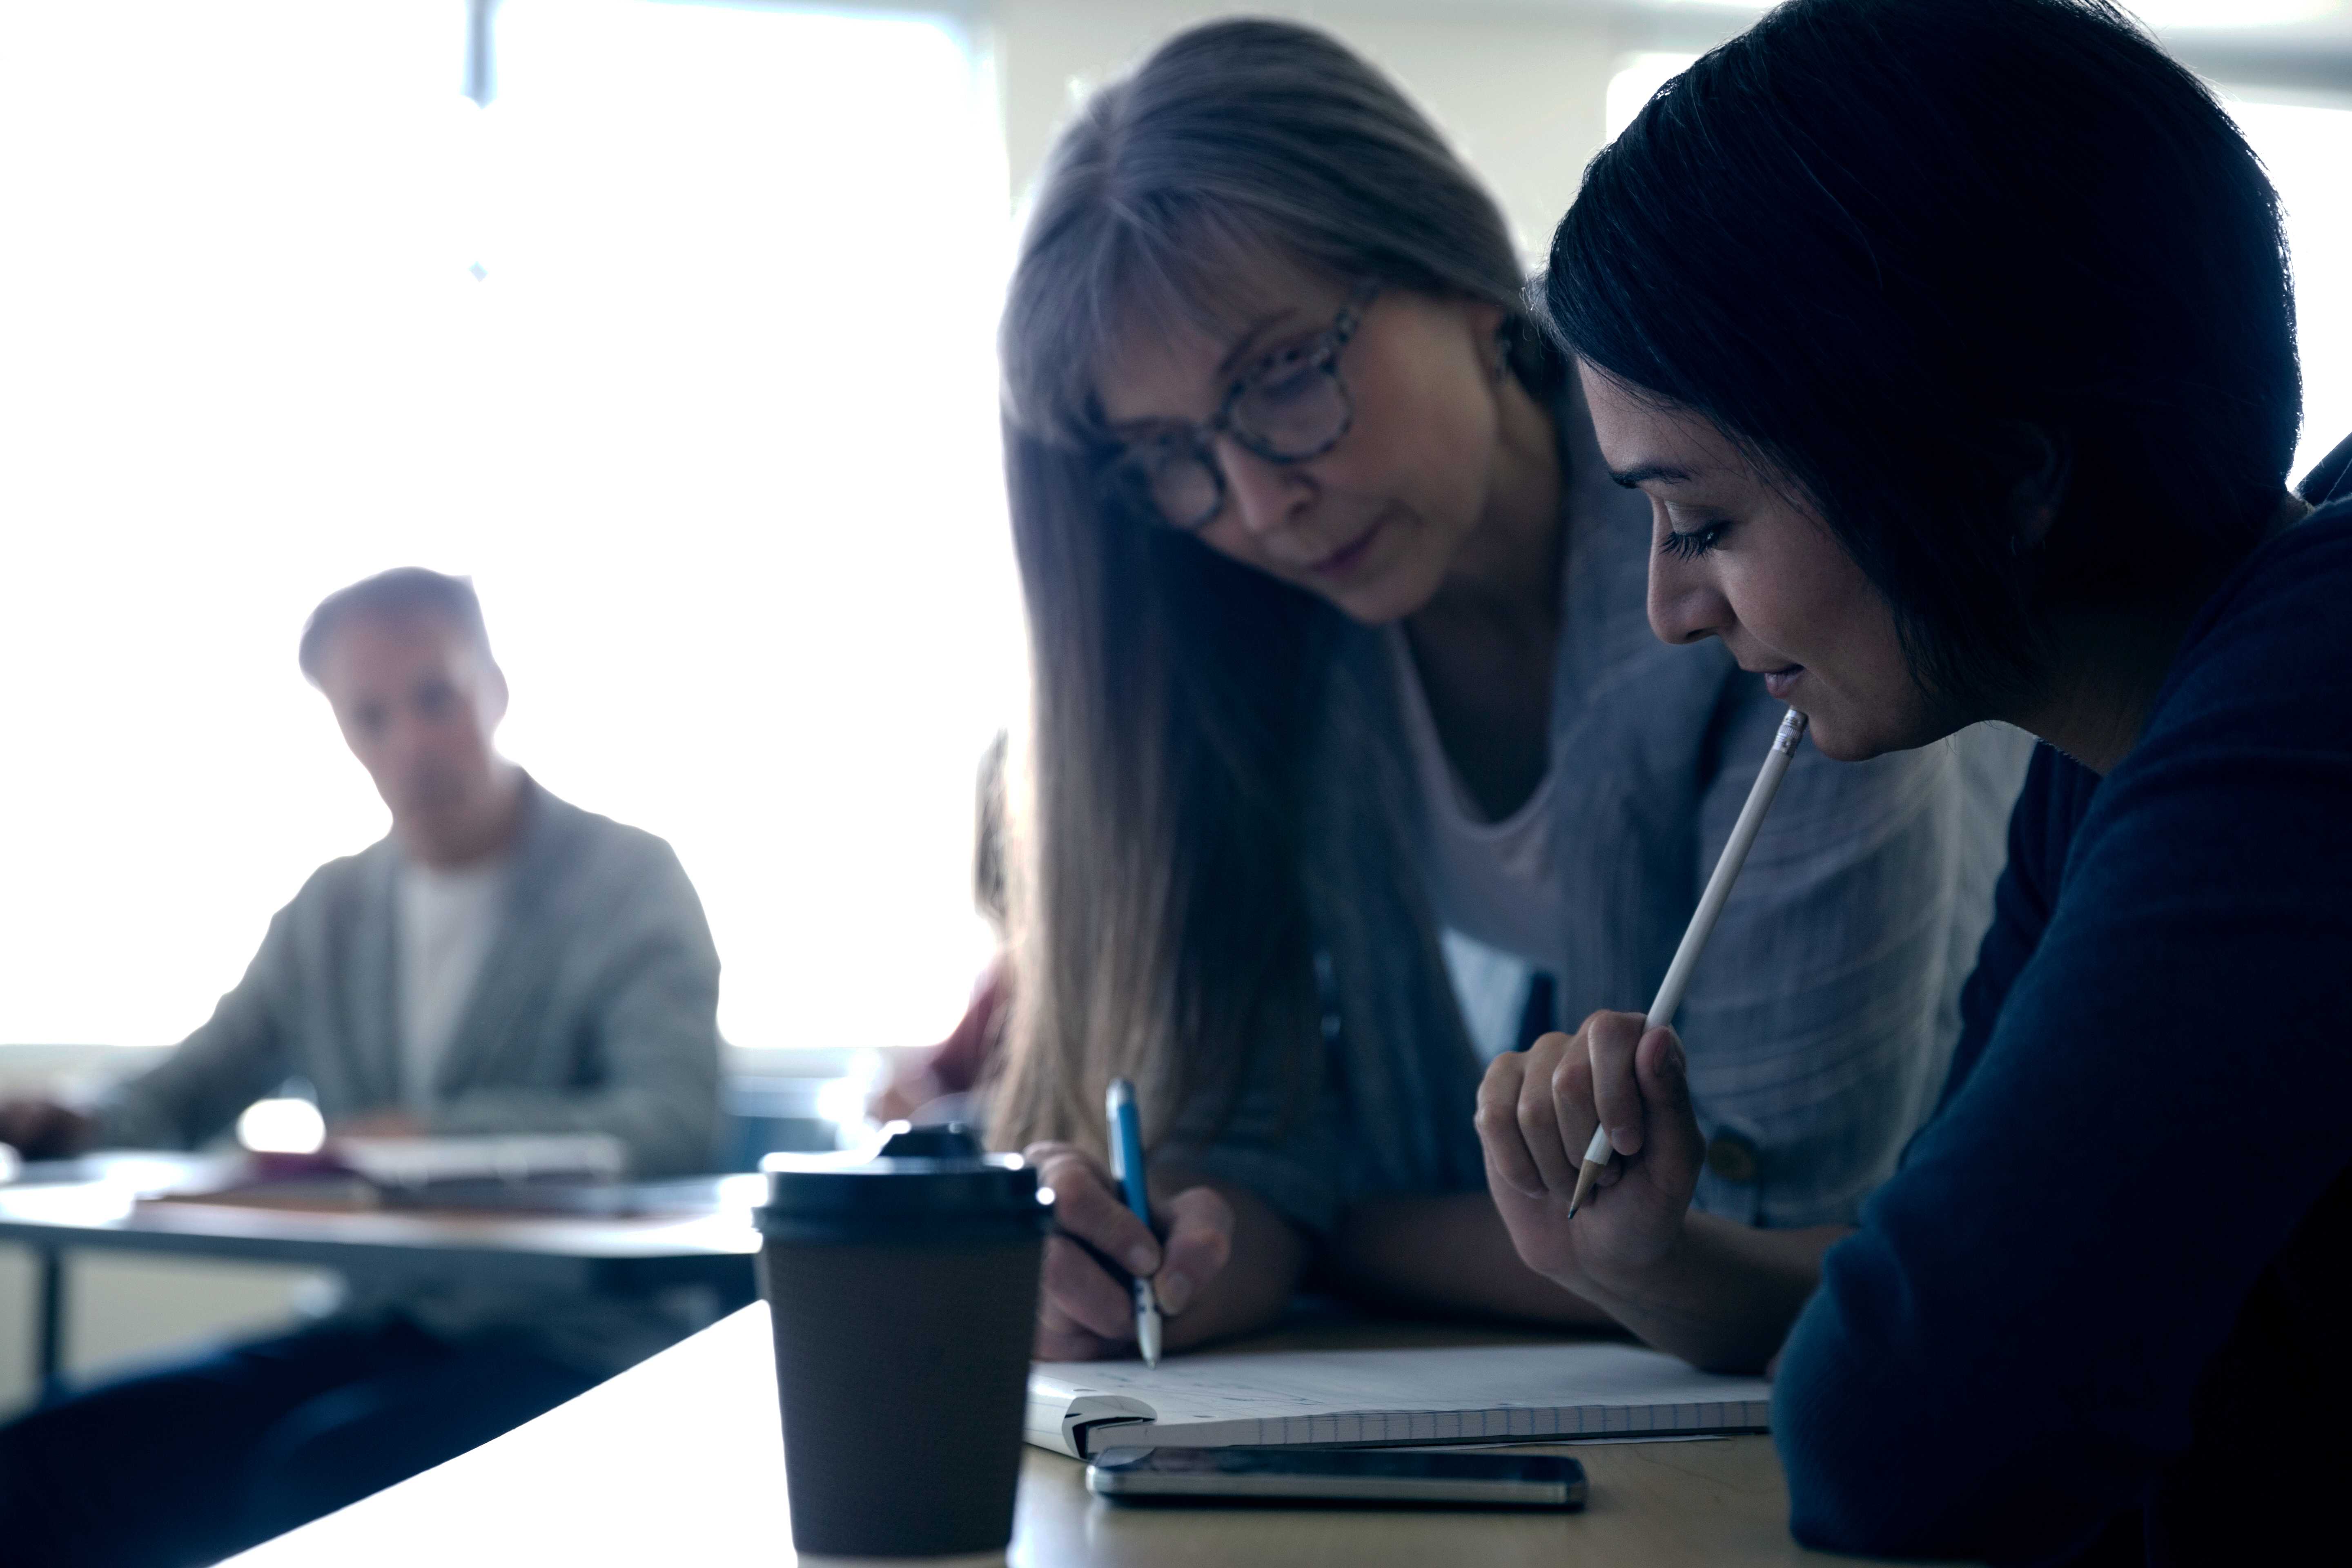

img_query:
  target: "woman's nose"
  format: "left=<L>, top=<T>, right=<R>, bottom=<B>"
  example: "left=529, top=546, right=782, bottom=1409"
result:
left=1218, top=441, right=1313, bottom=537
left=1648, top=547, right=1734, bottom=647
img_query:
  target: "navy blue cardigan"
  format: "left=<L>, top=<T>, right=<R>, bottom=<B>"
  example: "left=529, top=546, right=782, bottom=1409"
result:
left=1774, top=458, right=2352, bottom=1565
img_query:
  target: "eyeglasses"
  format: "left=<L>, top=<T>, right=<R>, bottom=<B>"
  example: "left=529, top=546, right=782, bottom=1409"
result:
left=1100, top=285, right=1375, bottom=532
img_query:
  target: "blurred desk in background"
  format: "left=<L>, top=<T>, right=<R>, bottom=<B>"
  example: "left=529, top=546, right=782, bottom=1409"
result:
left=726, top=1074, right=858, bottom=1170
left=0, top=1155, right=758, bottom=1400
left=221, top=1304, right=1906, bottom=1568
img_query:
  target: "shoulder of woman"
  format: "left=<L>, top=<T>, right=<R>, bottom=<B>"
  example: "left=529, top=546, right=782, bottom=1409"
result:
left=2158, top=508, right=2352, bottom=735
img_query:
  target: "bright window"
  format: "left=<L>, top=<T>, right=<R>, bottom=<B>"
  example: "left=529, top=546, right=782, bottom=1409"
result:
left=1604, top=52, right=1697, bottom=141
left=0, top=1, right=1017, bottom=1058
left=2229, top=97, right=2352, bottom=482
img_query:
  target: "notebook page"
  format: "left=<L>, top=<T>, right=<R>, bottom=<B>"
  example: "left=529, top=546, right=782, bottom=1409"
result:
left=1027, top=1342, right=1772, bottom=1458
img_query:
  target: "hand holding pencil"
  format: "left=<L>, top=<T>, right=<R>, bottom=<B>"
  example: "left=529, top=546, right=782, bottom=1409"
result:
left=1474, top=709, right=1807, bottom=1296
left=1477, top=1012, right=1711, bottom=1290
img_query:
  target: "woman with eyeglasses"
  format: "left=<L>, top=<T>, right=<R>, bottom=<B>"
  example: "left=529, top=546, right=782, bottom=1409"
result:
left=1479, top=0, right=2352, bottom=1560
left=993, top=16, right=2028, bottom=1361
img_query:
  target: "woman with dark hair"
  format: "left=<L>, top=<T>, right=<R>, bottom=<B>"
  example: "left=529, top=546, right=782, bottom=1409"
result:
left=1480, top=0, right=2350, bottom=1559
left=995, top=16, right=2025, bottom=1362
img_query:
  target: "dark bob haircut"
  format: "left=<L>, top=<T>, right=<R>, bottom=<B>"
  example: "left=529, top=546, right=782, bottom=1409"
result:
left=1546, top=0, right=2298, bottom=702
left=297, top=566, right=493, bottom=685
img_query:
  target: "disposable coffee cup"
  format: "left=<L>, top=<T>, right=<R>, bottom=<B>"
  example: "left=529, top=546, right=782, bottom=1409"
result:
left=757, top=1125, right=1051, bottom=1566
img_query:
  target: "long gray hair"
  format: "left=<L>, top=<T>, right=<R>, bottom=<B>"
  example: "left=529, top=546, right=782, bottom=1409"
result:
left=991, top=17, right=1550, bottom=1157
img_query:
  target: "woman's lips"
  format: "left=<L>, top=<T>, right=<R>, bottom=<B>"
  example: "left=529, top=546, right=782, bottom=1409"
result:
left=1762, top=665, right=1805, bottom=700
left=1307, top=519, right=1384, bottom=579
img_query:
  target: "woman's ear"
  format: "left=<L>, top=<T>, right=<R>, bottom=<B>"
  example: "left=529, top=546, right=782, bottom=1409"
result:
left=481, top=659, right=512, bottom=730
left=2000, top=423, right=2070, bottom=548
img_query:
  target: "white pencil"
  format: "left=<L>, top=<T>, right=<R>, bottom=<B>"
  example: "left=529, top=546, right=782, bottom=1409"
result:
left=1567, top=706, right=1809, bottom=1217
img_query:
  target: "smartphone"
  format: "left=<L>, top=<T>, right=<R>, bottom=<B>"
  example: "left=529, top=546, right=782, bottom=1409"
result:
left=1085, top=1446, right=1586, bottom=1509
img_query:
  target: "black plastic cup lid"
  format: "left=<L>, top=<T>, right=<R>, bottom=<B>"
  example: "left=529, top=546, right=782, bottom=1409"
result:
left=757, top=1123, right=1049, bottom=1224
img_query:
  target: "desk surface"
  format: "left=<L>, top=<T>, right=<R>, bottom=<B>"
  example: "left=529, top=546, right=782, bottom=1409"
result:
left=0, top=1156, right=759, bottom=1261
left=222, top=1304, right=1897, bottom=1568
left=0, top=1156, right=757, bottom=1296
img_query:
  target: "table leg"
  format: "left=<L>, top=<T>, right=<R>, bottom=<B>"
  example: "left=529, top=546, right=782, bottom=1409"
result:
left=36, top=1245, right=65, bottom=1404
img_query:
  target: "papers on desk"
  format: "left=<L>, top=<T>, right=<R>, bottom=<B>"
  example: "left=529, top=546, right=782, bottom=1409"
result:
left=133, top=1135, right=646, bottom=1216
left=1026, top=1342, right=1772, bottom=1459
left=335, top=1134, right=627, bottom=1187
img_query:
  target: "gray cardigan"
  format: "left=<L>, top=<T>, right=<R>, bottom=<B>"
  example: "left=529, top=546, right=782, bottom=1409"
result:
left=100, top=777, right=723, bottom=1179
left=1175, top=381, right=2031, bottom=1234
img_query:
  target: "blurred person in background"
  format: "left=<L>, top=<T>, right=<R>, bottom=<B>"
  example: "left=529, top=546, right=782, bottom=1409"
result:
left=991, top=18, right=2031, bottom=1364
left=871, top=733, right=1010, bottom=1126
left=0, top=566, right=725, bottom=1568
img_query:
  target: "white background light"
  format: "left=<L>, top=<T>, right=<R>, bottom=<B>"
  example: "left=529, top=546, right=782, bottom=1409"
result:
left=1663, top=0, right=2347, bottom=23
left=1605, top=52, right=1697, bottom=140
left=0, top=0, right=1017, bottom=1060
left=236, top=1097, right=327, bottom=1156
left=2127, top=1, right=2343, bottom=29
left=2230, top=96, right=2352, bottom=483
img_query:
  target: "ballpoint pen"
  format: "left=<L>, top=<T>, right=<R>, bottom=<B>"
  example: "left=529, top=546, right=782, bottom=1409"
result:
left=1569, top=708, right=1809, bottom=1216
left=1105, top=1076, right=1163, bottom=1366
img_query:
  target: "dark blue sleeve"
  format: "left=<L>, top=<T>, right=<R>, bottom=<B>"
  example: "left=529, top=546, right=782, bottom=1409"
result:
left=1773, top=517, right=2352, bottom=1562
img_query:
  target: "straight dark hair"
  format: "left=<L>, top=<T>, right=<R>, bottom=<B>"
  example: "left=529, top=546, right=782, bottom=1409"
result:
left=993, top=18, right=1550, bottom=1153
left=1546, top=0, right=2299, bottom=704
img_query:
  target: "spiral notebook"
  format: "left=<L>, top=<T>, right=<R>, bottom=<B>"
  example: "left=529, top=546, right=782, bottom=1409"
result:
left=1026, top=1341, right=1774, bottom=1459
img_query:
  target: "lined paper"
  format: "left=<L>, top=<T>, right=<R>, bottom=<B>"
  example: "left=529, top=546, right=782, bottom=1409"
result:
left=1027, top=1342, right=1772, bottom=1458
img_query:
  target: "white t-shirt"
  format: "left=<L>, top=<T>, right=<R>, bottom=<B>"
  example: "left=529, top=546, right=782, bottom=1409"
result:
left=1388, top=627, right=1574, bottom=975
left=396, top=856, right=510, bottom=1110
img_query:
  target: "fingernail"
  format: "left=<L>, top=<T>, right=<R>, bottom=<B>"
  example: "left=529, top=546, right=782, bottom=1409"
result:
left=1158, top=1271, right=1192, bottom=1314
left=1611, top=1129, right=1640, bottom=1156
left=1127, top=1245, right=1159, bottom=1276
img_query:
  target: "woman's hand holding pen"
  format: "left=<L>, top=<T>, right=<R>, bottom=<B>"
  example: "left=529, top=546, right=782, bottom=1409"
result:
left=1475, top=1012, right=1706, bottom=1303
left=1477, top=1013, right=1842, bottom=1374
left=1468, top=716, right=1832, bottom=1374
left=1023, top=1140, right=1234, bottom=1361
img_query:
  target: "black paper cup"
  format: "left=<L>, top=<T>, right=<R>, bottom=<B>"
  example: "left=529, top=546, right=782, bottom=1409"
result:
left=757, top=1127, right=1049, bottom=1564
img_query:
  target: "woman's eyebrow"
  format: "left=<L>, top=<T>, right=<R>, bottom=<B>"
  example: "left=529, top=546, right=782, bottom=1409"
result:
left=1608, top=463, right=1696, bottom=489
left=1216, top=308, right=1305, bottom=378
left=1098, top=307, right=1310, bottom=434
